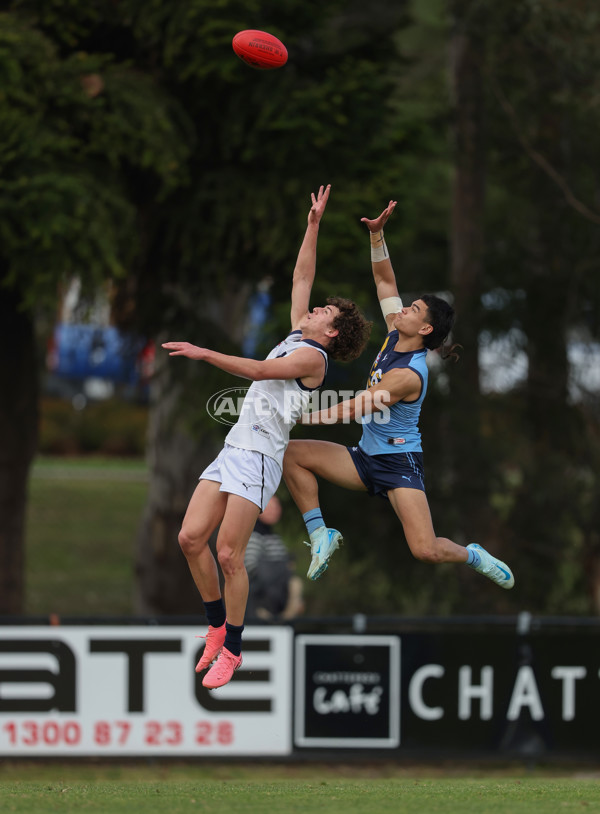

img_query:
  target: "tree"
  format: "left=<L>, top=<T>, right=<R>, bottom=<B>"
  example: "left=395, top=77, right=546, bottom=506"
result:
left=117, top=0, right=421, bottom=614
left=130, top=0, right=600, bottom=616
left=3, top=0, right=428, bottom=615
left=11, top=0, right=600, bottom=618
left=447, top=0, right=490, bottom=550
left=0, top=7, right=193, bottom=612
left=456, top=0, right=600, bottom=612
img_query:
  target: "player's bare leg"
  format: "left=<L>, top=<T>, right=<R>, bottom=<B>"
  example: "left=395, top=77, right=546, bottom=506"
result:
left=178, top=479, right=228, bottom=599
left=387, top=487, right=468, bottom=563
left=203, top=494, right=260, bottom=689
left=283, top=439, right=366, bottom=511
left=388, top=487, right=514, bottom=588
left=178, top=479, right=228, bottom=671
left=215, top=494, right=261, bottom=625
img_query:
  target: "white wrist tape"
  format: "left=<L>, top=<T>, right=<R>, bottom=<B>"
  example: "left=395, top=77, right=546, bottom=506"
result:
left=380, top=296, right=403, bottom=319
left=370, top=229, right=389, bottom=263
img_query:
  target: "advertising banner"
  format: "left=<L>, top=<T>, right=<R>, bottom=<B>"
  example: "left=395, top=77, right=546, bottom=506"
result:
left=295, top=634, right=400, bottom=748
left=0, top=626, right=293, bottom=757
left=398, top=630, right=600, bottom=756
left=294, top=625, right=600, bottom=757
left=3, top=620, right=599, bottom=758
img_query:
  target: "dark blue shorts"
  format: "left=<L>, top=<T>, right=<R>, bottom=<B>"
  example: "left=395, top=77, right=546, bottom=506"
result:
left=347, top=445, right=425, bottom=498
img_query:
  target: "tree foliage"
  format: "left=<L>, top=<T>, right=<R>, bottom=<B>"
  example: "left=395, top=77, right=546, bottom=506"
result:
left=0, top=4, right=193, bottom=612
left=2, top=0, right=600, bottom=617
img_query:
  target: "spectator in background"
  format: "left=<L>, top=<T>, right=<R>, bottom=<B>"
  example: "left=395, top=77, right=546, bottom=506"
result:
left=245, top=495, right=305, bottom=621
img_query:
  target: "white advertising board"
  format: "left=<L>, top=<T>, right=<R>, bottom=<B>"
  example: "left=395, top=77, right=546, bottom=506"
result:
left=0, top=626, right=293, bottom=756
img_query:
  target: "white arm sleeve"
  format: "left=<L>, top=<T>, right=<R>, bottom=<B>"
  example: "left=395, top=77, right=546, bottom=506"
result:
left=380, top=296, right=403, bottom=319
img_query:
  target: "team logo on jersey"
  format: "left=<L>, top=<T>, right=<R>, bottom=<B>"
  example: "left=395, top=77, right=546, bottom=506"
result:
left=368, top=338, right=390, bottom=386
left=369, top=368, right=383, bottom=388
left=206, top=387, right=277, bottom=426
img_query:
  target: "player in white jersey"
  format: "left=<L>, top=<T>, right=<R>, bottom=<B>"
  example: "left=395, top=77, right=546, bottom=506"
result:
left=223, top=330, right=328, bottom=469
left=162, top=185, right=371, bottom=689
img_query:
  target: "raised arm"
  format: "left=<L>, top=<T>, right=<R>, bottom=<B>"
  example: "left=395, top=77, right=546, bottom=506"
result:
left=162, top=342, right=326, bottom=389
left=360, top=200, right=402, bottom=331
left=290, top=185, right=331, bottom=330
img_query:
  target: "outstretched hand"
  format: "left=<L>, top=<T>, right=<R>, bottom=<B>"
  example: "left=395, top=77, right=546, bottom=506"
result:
left=307, top=184, right=331, bottom=226
left=361, top=200, right=397, bottom=233
left=162, top=341, right=206, bottom=360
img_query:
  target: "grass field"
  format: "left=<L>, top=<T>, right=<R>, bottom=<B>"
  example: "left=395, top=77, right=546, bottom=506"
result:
left=18, top=455, right=600, bottom=812
left=15, top=457, right=600, bottom=811
left=1, top=763, right=600, bottom=813
left=26, top=456, right=148, bottom=616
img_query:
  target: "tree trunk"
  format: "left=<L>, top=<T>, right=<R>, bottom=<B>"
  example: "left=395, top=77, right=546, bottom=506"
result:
left=133, top=345, right=222, bottom=615
left=447, top=5, right=489, bottom=540
left=0, top=288, right=38, bottom=614
left=133, top=280, right=254, bottom=616
left=450, top=16, right=486, bottom=366
left=524, top=231, right=570, bottom=441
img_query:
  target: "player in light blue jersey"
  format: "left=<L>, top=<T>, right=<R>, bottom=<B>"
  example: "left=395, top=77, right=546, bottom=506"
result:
left=283, top=200, right=514, bottom=591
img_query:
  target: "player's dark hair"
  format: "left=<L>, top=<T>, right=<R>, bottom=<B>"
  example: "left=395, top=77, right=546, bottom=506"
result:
left=420, top=294, right=460, bottom=360
left=325, top=296, right=372, bottom=362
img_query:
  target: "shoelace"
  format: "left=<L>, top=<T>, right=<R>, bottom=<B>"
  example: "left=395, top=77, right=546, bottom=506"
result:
left=194, top=626, right=224, bottom=642
left=211, top=650, right=241, bottom=674
left=303, top=539, right=320, bottom=553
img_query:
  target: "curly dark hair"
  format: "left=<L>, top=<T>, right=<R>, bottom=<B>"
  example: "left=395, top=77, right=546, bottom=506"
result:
left=325, top=296, right=372, bottom=362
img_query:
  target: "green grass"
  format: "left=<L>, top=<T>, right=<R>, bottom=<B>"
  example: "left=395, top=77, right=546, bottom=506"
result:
left=31, top=456, right=148, bottom=473
left=17, top=458, right=600, bottom=809
left=1, top=764, right=600, bottom=813
left=25, top=456, right=148, bottom=616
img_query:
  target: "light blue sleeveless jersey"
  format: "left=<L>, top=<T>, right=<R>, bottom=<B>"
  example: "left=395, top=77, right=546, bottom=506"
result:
left=359, top=329, right=428, bottom=455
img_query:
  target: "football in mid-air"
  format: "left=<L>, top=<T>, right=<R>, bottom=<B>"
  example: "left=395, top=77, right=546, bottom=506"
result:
left=232, top=30, right=288, bottom=70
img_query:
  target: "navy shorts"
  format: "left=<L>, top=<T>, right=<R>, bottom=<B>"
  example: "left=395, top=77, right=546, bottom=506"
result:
left=347, top=445, right=425, bottom=498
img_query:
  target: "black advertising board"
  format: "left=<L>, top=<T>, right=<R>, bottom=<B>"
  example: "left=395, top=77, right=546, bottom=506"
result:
left=295, top=625, right=600, bottom=757
left=295, top=635, right=400, bottom=748
left=399, top=630, right=600, bottom=756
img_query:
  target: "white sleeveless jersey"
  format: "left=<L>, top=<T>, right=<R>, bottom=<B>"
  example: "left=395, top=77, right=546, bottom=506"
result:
left=225, top=330, right=328, bottom=468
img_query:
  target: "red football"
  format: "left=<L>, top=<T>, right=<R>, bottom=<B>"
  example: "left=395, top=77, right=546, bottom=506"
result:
left=232, top=29, right=288, bottom=70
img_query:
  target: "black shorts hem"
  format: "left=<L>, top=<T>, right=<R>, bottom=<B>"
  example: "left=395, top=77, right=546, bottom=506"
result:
left=347, top=444, right=426, bottom=499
